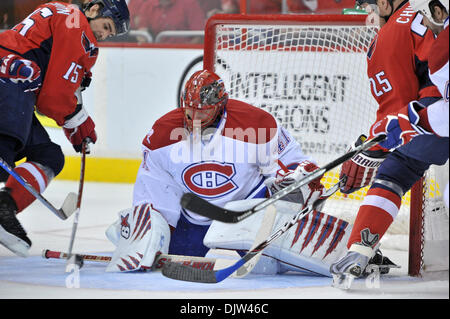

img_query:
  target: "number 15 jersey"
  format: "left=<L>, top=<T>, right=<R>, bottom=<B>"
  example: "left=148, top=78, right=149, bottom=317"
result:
left=0, top=2, right=98, bottom=125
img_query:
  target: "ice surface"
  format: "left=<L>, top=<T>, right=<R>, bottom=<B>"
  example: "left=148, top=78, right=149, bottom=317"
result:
left=0, top=181, right=448, bottom=300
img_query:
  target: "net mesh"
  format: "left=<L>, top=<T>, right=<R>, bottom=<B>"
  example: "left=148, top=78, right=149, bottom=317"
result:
left=211, top=22, right=410, bottom=233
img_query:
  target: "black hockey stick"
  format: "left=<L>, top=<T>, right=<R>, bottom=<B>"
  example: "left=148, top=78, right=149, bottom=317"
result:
left=0, top=157, right=77, bottom=220
left=66, top=140, right=88, bottom=270
left=180, top=134, right=385, bottom=223
left=162, top=180, right=342, bottom=283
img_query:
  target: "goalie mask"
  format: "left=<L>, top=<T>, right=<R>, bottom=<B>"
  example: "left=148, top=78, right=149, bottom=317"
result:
left=83, top=0, right=130, bottom=36
left=181, top=70, right=228, bottom=132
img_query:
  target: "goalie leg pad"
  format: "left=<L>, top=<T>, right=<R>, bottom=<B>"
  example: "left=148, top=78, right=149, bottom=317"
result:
left=204, top=199, right=352, bottom=277
left=106, top=203, right=170, bottom=272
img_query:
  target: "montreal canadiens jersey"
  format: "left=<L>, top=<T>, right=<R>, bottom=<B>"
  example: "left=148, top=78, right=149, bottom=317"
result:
left=366, top=1, right=441, bottom=121
left=425, top=18, right=449, bottom=137
left=133, top=99, right=312, bottom=227
left=0, top=2, right=98, bottom=125
left=428, top=19, right=449, bottom=101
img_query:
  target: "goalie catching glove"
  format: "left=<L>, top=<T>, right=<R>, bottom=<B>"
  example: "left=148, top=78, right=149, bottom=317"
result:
left=339, top=135, right=387, bottom=194
left=371, top=101, right=433, bottom=151
left=268, top=160, right=325, bottom=209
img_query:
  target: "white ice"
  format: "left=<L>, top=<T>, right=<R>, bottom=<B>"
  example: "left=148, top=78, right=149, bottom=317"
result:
left=0, top=180, right=448, bottom=299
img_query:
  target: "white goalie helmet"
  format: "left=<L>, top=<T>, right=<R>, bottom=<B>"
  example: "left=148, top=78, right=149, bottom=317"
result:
left=409, top=0, right=449, bottom=25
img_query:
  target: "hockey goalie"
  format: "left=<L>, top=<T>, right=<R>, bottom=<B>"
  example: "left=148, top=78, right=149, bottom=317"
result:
left=104, top=70, right=397, bottom=277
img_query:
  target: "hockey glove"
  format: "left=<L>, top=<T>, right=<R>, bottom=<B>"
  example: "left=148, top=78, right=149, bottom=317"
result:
left=339, top=135, right=387, bottom=194
left=371, top=101, right=433, bottom=151
left=269, top=160, right=325, bottom=209
left=63, top=105, right=97, bottom=153
left=0, top=54, right=41, bottom=91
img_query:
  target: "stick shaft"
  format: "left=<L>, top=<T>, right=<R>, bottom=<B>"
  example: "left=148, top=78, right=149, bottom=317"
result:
left=67, top=141, right=87, bottom=258
left=43, top=249, right=221, bottom=271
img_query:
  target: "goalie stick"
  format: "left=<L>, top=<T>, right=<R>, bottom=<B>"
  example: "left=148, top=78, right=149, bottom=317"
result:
left=0, top=156, right=77, bottom=220
left=161, top=180, right=342, bottom=283
left=43, top=249, right=235, bottom=271
left=180, top=134, right=385, bottom=224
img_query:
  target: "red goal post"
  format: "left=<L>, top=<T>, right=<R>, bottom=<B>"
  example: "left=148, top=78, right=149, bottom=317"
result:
left=203, top=14, right=449, bottom=277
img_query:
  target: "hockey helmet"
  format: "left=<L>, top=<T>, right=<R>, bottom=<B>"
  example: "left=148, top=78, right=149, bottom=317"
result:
left=409, top=0, right=449, bottom=25
left=181, top=70, right=228, bottom=131
left=84, top=0, right=130, bottom=36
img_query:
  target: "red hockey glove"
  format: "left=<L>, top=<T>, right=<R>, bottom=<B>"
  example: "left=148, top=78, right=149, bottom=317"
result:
left=371, top=101, right=433, bottom=151
left=63, top=105, right=97, bottom=153
left=339, top=135, right=387, bottom=194
left=0, top=54, right=41, bottom=91
left=269, top=160, right=325, bottom=208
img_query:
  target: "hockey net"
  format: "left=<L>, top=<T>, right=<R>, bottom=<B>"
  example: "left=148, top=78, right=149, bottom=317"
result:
left=204, top=14, right=449, bottom=276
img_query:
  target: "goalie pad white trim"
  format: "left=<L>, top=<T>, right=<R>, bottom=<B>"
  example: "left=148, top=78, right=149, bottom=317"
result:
left=105, top=203, right=170, bottom=272
left=204, top=199, right=352, bottom=277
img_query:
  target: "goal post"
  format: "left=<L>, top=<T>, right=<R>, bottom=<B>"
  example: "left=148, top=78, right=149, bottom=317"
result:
left=203, top=13, right=449, bottom=277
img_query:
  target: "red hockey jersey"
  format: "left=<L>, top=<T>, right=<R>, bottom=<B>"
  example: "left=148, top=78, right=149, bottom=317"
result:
left=366, top=2, right=440, bottom=121
left=0, top=1, right=98, bottom=126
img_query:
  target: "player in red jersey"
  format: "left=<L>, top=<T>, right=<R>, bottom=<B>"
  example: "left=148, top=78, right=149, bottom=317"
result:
left=374, top=0, right=449, bottom=204
left=329, top=0, right=448, bottom=288
left=0, top=0, right=130, bottom=257
left=375, top=0, right=448, bottom=149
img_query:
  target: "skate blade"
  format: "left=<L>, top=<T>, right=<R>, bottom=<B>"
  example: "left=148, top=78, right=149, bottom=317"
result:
left=332, top=274, right=355, bottom=290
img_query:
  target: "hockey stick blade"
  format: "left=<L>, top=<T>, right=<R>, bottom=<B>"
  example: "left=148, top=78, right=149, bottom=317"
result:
left=163, top=182, right=341, bottom=283
left=180, top=134, right=385, bottom=223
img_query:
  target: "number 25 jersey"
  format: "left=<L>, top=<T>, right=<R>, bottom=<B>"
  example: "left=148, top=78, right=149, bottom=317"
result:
left=366, top=2, right=440, bottom=121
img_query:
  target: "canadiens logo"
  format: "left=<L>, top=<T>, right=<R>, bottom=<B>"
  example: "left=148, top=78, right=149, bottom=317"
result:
left=182, top=162, right=238, bottom=198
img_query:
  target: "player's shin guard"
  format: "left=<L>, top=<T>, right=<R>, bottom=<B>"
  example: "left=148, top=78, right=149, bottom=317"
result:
left=5, top=162, right=52, bottom=213
left=347, top=186, right=402, bottom=249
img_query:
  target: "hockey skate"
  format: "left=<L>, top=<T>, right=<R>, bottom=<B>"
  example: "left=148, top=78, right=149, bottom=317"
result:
left=330, top=244, right=399, bottom=289
left=330, top=248, right=370, bottom=289
left=365, top=249, right=400, bottom=276
left=0, top=188, right=31, bottom=257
